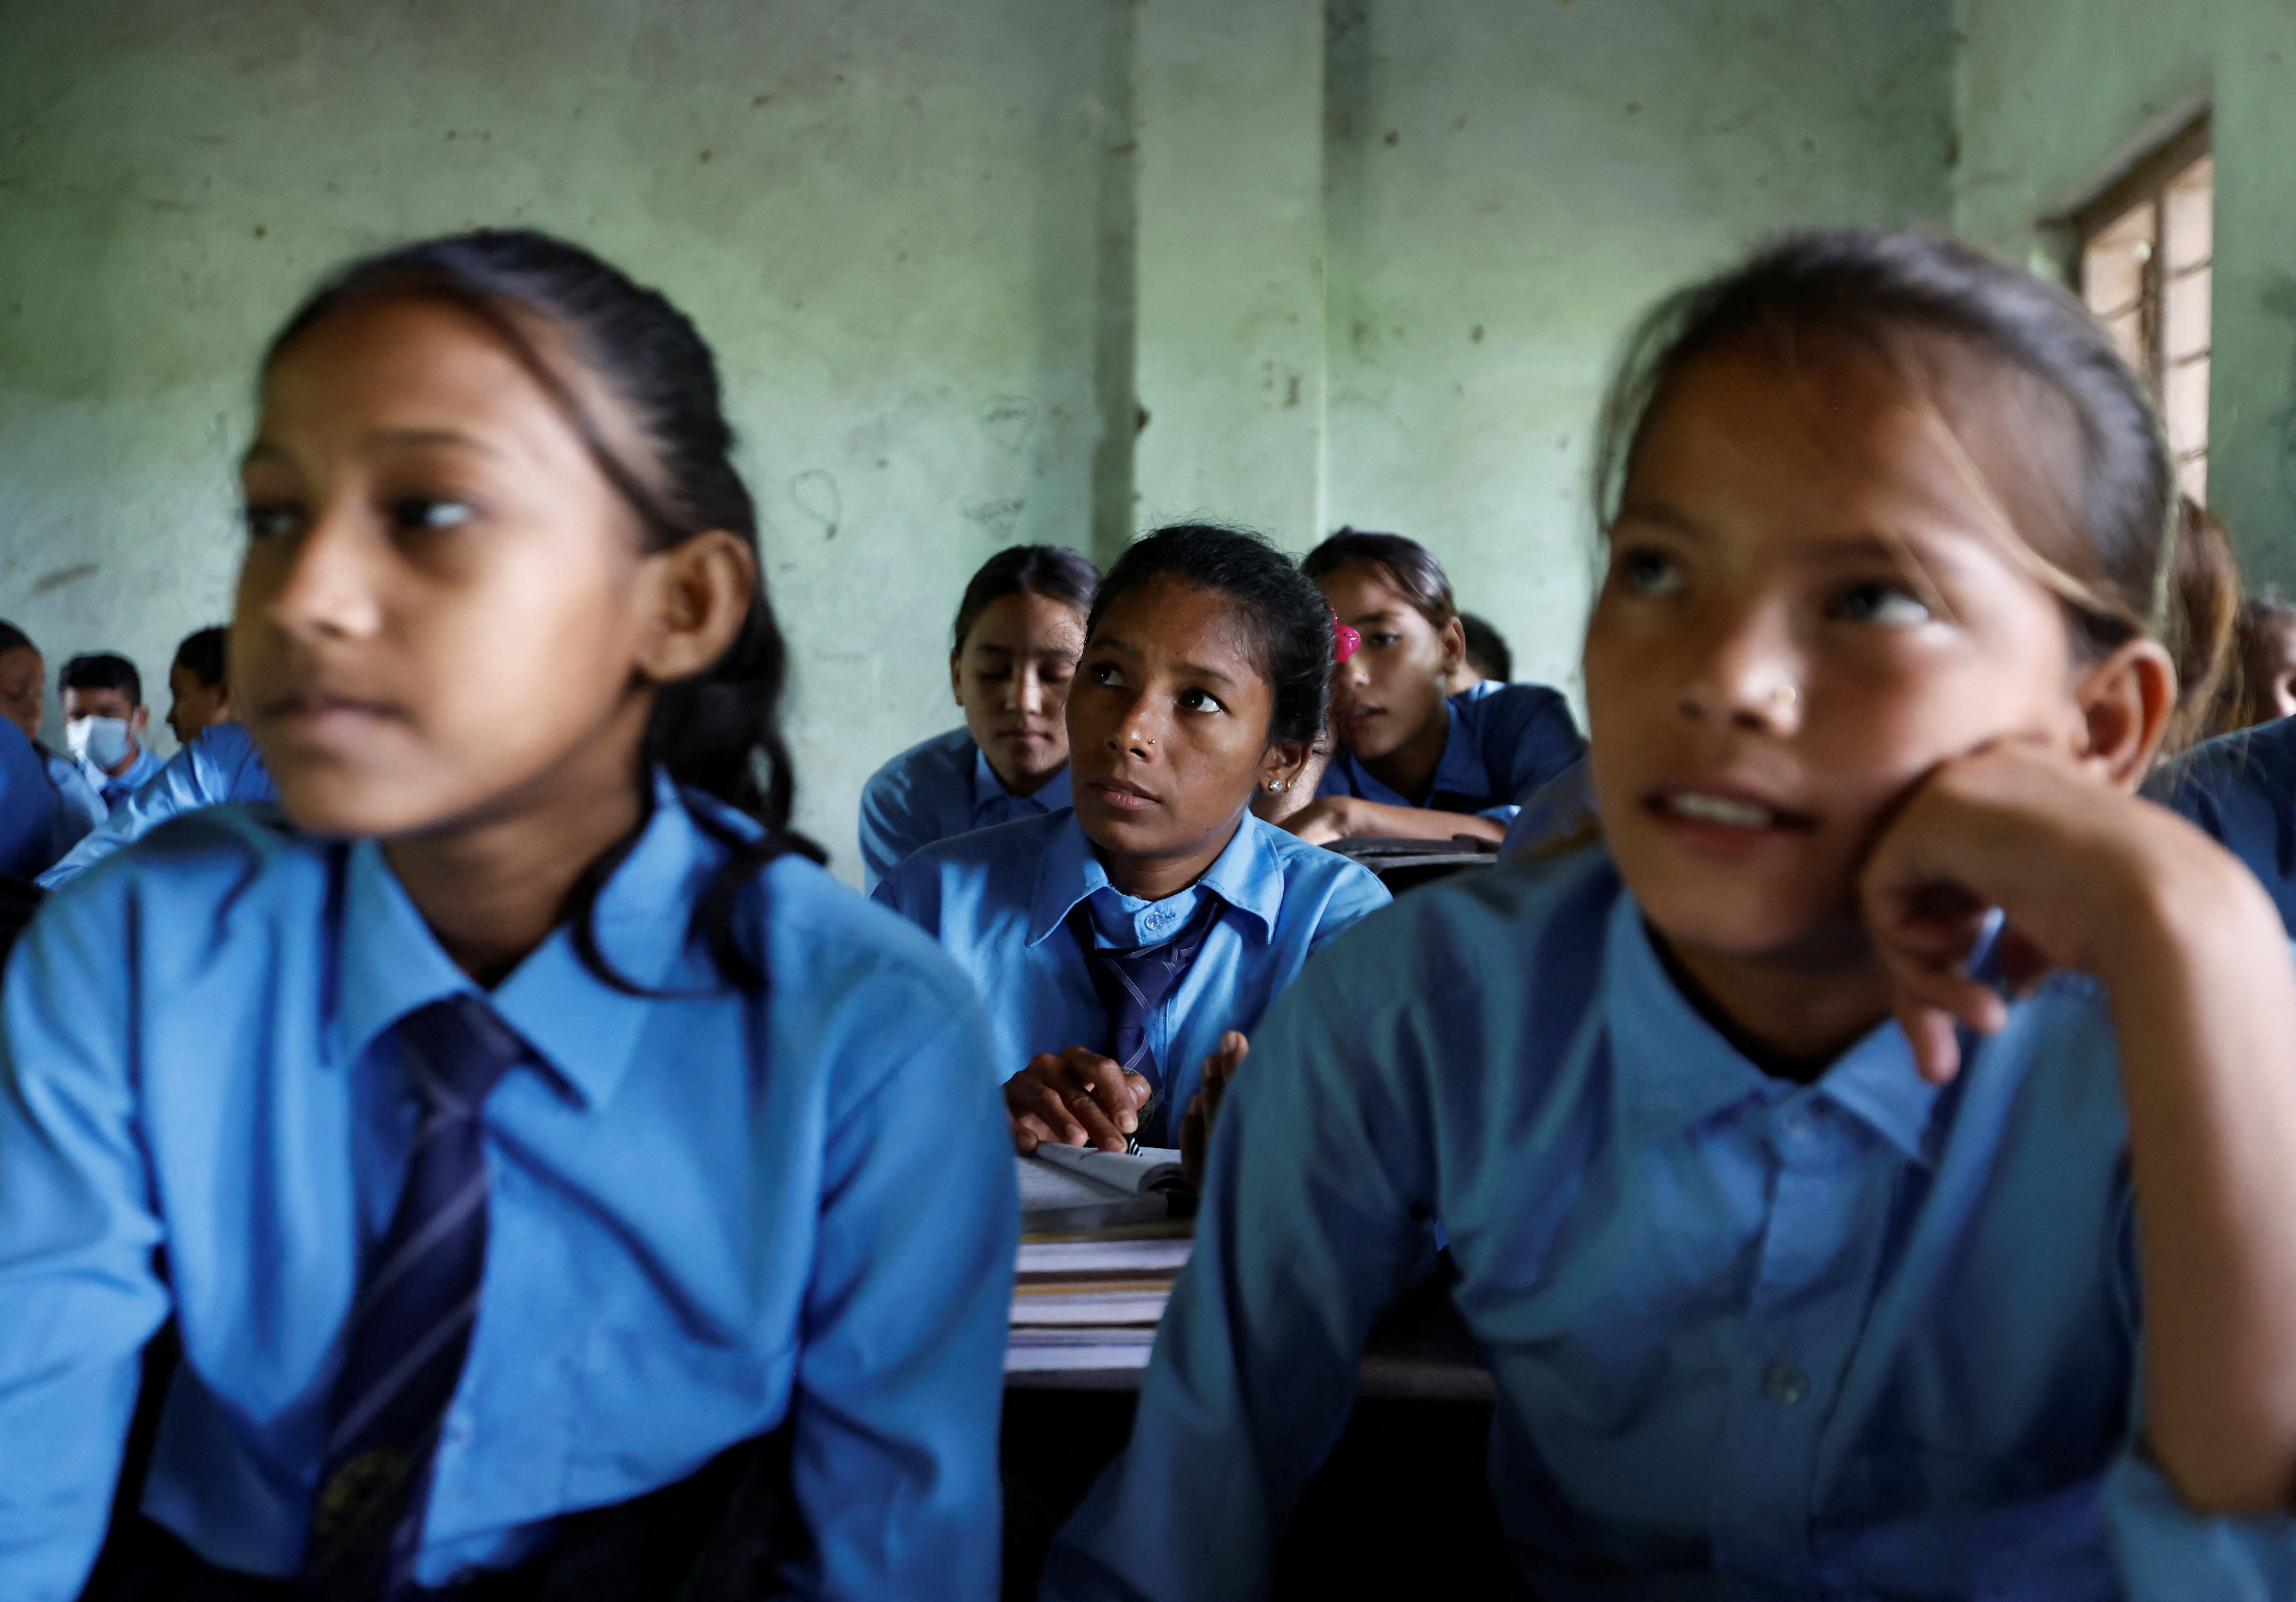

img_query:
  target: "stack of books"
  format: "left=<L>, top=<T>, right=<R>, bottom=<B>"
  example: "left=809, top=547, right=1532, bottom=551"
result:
left=1008, top=1147, right=1196, bottom=1377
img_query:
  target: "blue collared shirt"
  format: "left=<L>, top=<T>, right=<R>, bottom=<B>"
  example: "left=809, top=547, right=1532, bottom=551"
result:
left=39, top=721, right=276, bottom=888
left=1319, top=680, right=1584, bottom=822
left=0, top=719, right=56, bottom=879
left=1049, top=847, right=2296, bottom=1600
left=2147, top=716, right=2296, bottom=933
left=0, top=775, right=1015, bottom=1600
left=79, top=740, right=164, bottom=811
left=872, top=808, right=1389, bottom=1126
left=857, top=725, right=1075, bottom=890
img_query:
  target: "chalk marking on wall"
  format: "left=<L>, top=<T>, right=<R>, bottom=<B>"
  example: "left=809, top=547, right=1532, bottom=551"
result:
left=983, top=395, right=1038, bottom=455
left=790, top=469, right=842, bottom=540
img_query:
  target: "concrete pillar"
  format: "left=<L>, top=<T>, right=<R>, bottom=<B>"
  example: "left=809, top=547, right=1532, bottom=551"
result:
left=1128, top=0, right=1328, bottom=552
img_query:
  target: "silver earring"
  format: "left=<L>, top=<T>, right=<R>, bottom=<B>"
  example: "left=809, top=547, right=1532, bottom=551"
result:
left=1267, top=779, right=1288, bottom=794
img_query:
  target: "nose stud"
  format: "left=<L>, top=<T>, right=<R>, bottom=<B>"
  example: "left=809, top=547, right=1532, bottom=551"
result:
left=1770, top=685, right=1799, bottom=708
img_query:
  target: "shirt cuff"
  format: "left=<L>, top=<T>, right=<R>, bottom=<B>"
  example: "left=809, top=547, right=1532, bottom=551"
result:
left=2106, top=1447, right=2296, bottom=1597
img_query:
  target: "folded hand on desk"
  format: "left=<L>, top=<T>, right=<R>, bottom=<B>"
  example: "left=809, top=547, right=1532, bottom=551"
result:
left=1005, top=1046, right=1153, bottom=1155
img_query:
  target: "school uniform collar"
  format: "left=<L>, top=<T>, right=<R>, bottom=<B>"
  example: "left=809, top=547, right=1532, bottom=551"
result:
left=1605, top=892, right=1941, bottom=1168
left=1025, top=808, right=1283, bottom=948
left=1338, top=698, right=1476, bottom=807
left=335, top=768, right=717, bottom=1110
left=969, top=739, right=1071, bottom=818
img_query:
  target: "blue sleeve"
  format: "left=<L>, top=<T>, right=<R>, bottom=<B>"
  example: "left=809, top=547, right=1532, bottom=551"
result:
left=788, top=996, right=1015, bottom=1600
left=857, top=765, right=927, bottom=894
left=0, top=867, right=173, bottom=1599
left=36, top=725, right=263, bottom=889
left=1483, top=687, right=1587, bottom=821
left=0, top=722, right=57, bottom=878
left=1044, top=932, right=1433, bottom=1602
left=1304, top=864, right=1392, bottom=956
left=2106, top=1448, right=2296, bottom=1594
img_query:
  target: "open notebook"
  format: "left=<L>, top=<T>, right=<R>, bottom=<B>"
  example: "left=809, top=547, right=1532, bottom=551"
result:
left=1017, top=1145, right=1192, bottom=1233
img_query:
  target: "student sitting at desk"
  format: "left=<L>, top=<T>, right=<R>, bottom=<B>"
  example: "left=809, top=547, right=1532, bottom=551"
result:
left=1285, top=529, right=1584, bottom=847
left=0, top=229, right=1013, bottom=1600
left=60, top=650, right=165, bottom=811
left=1049, top=232, right=2296, bottom=1599
left=0, top=621, right=106, bottom=864
left=857, top=543, right=1100, bottom=890
left=876, top=524, right=1389, bottom=1156
left=36, top=718, right=276, bottom=888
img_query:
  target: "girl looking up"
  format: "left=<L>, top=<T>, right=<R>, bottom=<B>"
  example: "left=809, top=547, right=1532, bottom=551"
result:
left=1049, top=233, right=2296, bottom=1599
left=0, top=232, right=1014, bottom=1600
left=1287, top=529, right=1584, bottom=846
left=876, top=525, right=1389, bottom=1157
left=857, top=543, right=1098, bottom=889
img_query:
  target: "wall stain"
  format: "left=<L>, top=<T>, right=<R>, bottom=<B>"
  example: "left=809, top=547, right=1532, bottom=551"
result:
left=30, top=562, right=99, bottom=596
left=790, top=469, right=842, bottom=540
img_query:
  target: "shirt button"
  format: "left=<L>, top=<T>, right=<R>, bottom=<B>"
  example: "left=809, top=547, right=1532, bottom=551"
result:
left=1761, top=1362, right=1810, bottom=1405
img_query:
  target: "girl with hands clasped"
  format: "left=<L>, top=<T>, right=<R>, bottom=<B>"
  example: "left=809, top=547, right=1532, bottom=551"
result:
left=1283, top=529, right=1584, bottom=846
left=1048, top=233, right=2296, bottom=1602
left=876, top=525, right=1389, bottom=1157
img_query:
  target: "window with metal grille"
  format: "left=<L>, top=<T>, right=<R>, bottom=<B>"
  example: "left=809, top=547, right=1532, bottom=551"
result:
left=2075, top=117, right=2213, bottom=503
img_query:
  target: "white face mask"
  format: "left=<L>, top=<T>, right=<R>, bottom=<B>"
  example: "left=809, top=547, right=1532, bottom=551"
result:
left=67, top=715, right=134, bottom=771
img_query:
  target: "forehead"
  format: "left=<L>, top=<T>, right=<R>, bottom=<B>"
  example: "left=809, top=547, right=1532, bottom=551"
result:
left=64, top=684, right=132, bottom=707
left=1095, top=575, right=1263, bottom=669
left=253, top=297, right=608, bottom=474
left=964, top=589, right=1087, bottom=649
left=1316, top=560, right=1425, bottom=622
left=1624, top=332, right=2085, bottom=570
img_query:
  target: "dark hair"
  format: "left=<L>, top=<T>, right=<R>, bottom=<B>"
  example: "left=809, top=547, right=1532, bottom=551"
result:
left=0, top=622, right=33, bottom=657
left=1301, top=528, right=1459, bottom=631
left=172, top=625, right=230, bottom=690
left=1459, top=613, right=1513, bottom=683
left=952, top=544, right=1100, bottom=651
left=1593, top=230, right=2181, bottom=669
left=2231, top=585, right=2296, bottom=731
left=2164, top=500, right=2242, bottom=751
left=1087, top=524, right=1331, bottom=747
left=264, top=228, right=818, bottom=992
left=61, top=652, right=141, bottom=707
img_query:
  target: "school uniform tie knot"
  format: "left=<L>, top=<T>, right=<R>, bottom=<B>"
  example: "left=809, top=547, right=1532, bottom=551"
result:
left=1067, top=893, right=1226, bottom=1146
left=301, top=992, right=528, bottom=1602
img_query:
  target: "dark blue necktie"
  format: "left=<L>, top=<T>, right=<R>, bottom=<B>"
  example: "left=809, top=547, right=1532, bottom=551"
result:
left=301, top=994, right=526, bottom=1601
left=1066, top=893, right=1225, bottom=1147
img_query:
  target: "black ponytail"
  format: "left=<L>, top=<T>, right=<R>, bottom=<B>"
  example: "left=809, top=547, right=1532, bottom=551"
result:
left=264, top=229, right=819, bottom=993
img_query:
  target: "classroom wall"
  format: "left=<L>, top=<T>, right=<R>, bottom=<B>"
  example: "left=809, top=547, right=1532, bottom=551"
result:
left=1320, top=0, right=1956, bottom=697
left=2, top=0, right=1959, bottom=879
left=1954, top=0, right=2296, bottom=587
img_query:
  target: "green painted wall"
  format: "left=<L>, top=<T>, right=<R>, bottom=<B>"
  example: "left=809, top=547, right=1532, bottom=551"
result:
left=1323, top=0, right=1955, bottom=699
left=0, top=0, right=2068, bottom=882
left=1954, top=0, right=2296, bottom=586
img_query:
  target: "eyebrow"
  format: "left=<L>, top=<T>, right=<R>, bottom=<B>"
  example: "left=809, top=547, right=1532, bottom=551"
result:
left=1091, top=634, right=1239, bottom=687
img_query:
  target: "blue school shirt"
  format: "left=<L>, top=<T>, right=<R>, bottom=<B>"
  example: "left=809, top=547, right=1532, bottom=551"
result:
left=0, top=719, right=57, bottom=879
left=0, top=774, right=1015, bottom=1600
left=78, top=739, right=164, bottom=811
left=1047, top=847, right=2296, bottom=1601
left=38, top=720, right=276, bottom=888
left=872, top=808, right=1389, bottom=1126
left=2146, top=716, right=2296, bottom=933
left=1318, top=680, right=1584, bottom=822
left=857, top=725, right=1074, bottom=890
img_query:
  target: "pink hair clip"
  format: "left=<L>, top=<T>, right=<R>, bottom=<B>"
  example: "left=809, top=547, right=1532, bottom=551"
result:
left=1331, top=612, right=1361, bottom=664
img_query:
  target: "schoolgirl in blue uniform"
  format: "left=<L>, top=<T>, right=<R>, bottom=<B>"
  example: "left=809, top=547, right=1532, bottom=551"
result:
left=1048, top=234, right=2296, bottom=1598
left=857, top=543, right=1100, bottom=889
left=2149, top=714, right=2296, bottom=934
left=1286, top=529, right=1584, bottom=846
left=875, top=524, right=1390, bottom=1157
left=0, top=232, right=1014, bottom=1600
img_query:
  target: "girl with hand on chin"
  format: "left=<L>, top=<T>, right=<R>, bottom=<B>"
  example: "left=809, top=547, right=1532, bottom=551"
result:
left=1285, top=529, right=1584, bottom=847
left=1049, top=233, right=2296, bottom=1600
left=875, top=525, right=1389, bottom=1158
left=0, top=231, right=1013, bottom=1601
left=857, top=544, right=1098, bottom=890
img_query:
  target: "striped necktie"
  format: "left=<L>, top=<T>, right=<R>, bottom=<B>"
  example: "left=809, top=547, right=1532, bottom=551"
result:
left=301, top=994, right=526, bottom=1600
left=1066, top=893, right=1225, bottom=1147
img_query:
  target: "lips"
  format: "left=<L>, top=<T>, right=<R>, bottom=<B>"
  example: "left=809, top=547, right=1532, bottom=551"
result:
left=1084, top=775, right=1159, bottom=812
left=1643, top=785, right=1818, bottom=854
